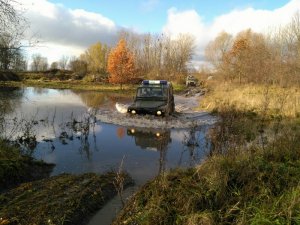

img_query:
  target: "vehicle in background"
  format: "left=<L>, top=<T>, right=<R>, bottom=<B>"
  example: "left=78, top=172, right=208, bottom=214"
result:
left=186, top=75, right=198, bottom=87
left=127, top=80, right=175, bottom=116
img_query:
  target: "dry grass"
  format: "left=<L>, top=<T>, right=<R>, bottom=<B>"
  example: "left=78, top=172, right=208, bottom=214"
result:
left=113, top=82, right=300, bottom=225
left=200, top=83, right=300, bottom=118
left=113, top=123, right=300, bottom=225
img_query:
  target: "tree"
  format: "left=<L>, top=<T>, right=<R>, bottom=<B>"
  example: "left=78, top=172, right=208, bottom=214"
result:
left=107, top=38, right=135, bottom=89
left=68, top=56, right=87, bottom=77
left=118, top=31, right=195, bottom=81
left=82, top=42, right=109, bottom=75
left=205, top=31, right=233, bottom=69
left=0, top=0, right=32, bottom=71
left=0, top=0, right=20, bottom=29
left=59, top=55, right=69, bottom=70
left=31, top=54, right=48, bottom=71
left=116, top=127, right=125, bottom=139
left=269, top=11, right=300, bottom=85
left=0, top=32, right=22, bottom=70
left=50, top=61, right=58, bottom=70
left=223, top=29, right=270, bottom=83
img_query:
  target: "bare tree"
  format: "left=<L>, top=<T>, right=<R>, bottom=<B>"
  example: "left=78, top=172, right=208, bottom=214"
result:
left=0, top=0, right=32, bottom=71
left=31, top=54, right=48, bottom=71
left=59, top=55, right=69, bottom=70
left=68, top=56, right=87, bottom=77
left=0, top=0, right=21, bottom=29
left=205, top=31, right=233, bottom=69
left=50, top=61, right=58, bottom=70
left=117, top=30, right=195, bottom=81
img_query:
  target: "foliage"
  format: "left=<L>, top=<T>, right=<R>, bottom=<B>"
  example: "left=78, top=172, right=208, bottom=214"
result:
left=68, top=56, right=87, bottom=77
left=120, top=31, right=195, bottom=80
left=205, top=13, right=300, bottom=86
left=108, top=38, right=136, bottom=89
left=0, top=0, right=29, bottom=71
left=81, top=42, right=109, bottom=75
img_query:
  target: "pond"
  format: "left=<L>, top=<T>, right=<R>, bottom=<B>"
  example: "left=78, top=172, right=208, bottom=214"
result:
left=0, top=86, right=211, bottom=224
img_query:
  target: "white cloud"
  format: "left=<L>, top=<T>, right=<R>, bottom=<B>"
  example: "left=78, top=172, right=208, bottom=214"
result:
left=163, top=0, right=300, bottom=68
left=27, top=42, right=84, bottom=64
left=17, top=0, right=300, bottom=66
left=141, top=0, right=160, bottom=12
left=19, top=0, right=119, bottom=63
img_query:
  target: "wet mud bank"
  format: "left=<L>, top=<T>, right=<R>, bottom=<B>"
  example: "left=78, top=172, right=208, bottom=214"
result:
left=0, top=172, right=133, bottom=225
left=0, top=140, right=55, bottom=192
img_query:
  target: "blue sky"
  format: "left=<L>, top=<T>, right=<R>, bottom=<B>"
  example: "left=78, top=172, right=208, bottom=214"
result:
left=49, top=0, right=290, bottom=32
left=21, top=0, right=299, bottom=67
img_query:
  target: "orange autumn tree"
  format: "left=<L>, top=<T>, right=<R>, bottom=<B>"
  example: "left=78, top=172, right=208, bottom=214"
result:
left=107, top=39, right=135, bottom=89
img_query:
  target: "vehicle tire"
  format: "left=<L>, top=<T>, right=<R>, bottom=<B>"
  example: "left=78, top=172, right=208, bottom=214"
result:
left=171, top=97, right=175, bottom=113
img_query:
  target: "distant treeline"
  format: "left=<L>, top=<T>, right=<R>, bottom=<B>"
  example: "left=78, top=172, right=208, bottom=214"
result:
left=1, top=0, right=299, bottom=86
left=205, top=12, right=300, bottom=86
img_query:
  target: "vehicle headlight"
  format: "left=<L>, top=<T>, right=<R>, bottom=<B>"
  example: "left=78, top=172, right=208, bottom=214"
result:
left=156, top=132, right=160, bottom=137
left=156, top=111, right=162, bottom=116
left=131, top=129, right=135, bottom=133
left=131, top=110, right=136, bottom=114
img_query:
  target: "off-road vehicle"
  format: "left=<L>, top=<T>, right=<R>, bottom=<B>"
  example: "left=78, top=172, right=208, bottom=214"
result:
left=186, top=75, right=197, bottom=87
left=127, top=80, right=175, bottom=116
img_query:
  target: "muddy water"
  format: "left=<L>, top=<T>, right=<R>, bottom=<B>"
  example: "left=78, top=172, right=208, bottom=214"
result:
left=0, top=86, right=211, bottom=224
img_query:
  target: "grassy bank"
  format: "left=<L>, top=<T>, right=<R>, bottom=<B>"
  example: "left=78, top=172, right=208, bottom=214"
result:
left=0, top=70, right=186, bottom=93
left=199, top=83, right=300, bottom=117
left=0, top=79, right=185, bottom=93
left=113, top=83, right=300, bottom=225
left=114, top=136, right=300, bottom=224
left=0, top=172, right=133, bottom=225
left=0, top=80, right=137, bottom=92
left=0, top=140, right=55, bottom=191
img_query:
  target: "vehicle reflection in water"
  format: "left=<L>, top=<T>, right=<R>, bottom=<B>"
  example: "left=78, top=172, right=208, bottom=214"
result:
left=1, top=86, right=211, bottom=225
left=0, top=86, right=210, bottom=185
left=127, top=128, right=171, bottom=175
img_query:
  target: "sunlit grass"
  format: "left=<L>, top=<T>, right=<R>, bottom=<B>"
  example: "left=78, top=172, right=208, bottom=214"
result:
left=199, top=83, right=300, bottom=118
left=113, top=82, right=300, bottom=225
left=0, top=79, right=186, bottom=93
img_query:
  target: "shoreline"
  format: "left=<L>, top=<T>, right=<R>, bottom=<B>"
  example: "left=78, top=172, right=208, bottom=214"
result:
left=0, top=80, right=186, bottom=93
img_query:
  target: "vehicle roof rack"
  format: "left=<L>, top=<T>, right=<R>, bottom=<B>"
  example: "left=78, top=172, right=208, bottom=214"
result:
left=142, top=80, right=168, bottom=85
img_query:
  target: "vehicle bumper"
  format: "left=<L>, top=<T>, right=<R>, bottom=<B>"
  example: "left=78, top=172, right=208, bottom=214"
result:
left=127, top=107, right=166, bottom=116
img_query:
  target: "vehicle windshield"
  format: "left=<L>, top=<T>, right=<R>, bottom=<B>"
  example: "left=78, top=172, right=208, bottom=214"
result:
left=136, top=87, right=167, bottom=98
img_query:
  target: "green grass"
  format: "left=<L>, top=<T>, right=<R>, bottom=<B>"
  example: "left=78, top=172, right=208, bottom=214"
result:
left=0, top=80, right=186, bottom=93
left=0, top=80, right=137, bottom=92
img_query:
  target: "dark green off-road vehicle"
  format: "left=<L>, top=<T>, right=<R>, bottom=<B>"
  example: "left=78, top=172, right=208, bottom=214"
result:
left=127, top=80, right=175, bottom=116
